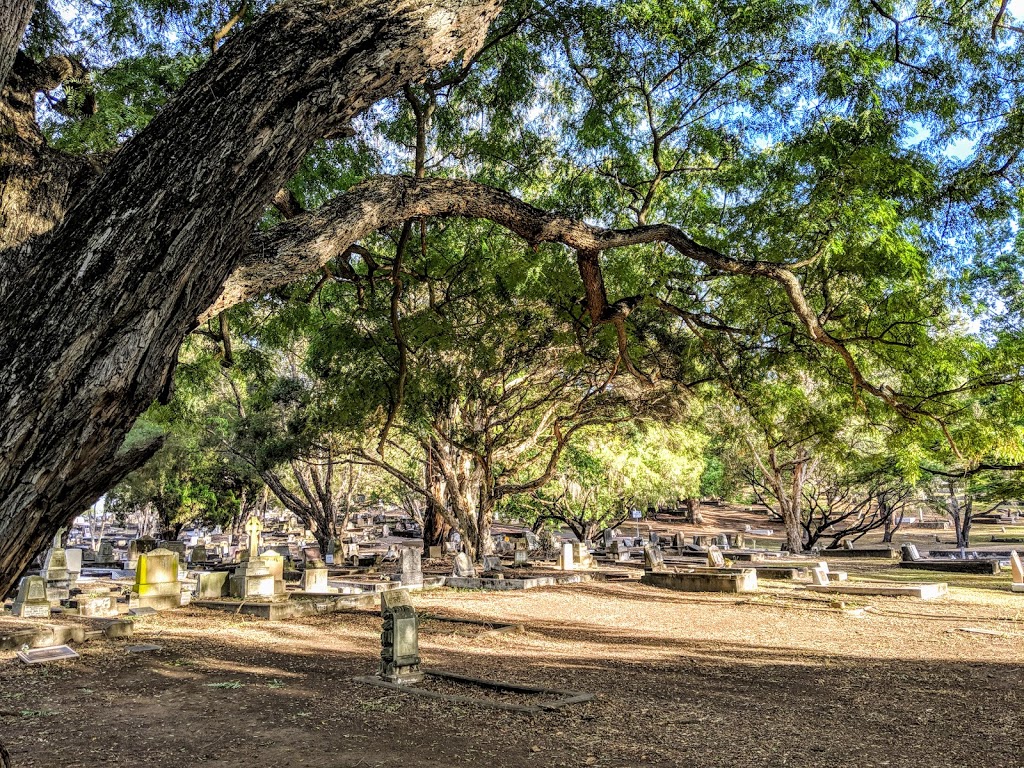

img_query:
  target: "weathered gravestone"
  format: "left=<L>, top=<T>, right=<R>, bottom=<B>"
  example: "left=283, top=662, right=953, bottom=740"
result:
left=1011, top=551, right=1024, bottom=593
left=300, top=562, right=331, bottom=593
left=609, top=539, right=631, bottom=562
left=302, top=545, right=323, bottom=564
left=573, top=542, right=595, bottom=569
left=673, top=532, right=686, bottom=553
left=42, top=531, right=70, bottom=602
left=715, top=533, right=729, bottom=549
left=400, top=546, right=424, bottom=586
left=482, top=555, right=503, bottom=573
left=602, top=529, right=614, bottom=549
left=707, top=545, right=726, bottom=569
left=97, top=540, right=114, bottom=562
left=11, top=575, right=51, bottom=617
left=65, top=547, right=83, bottom=586
left=244, top=517, right=263, bottom=559
left=189, top=544, right=207, bottom=564
left=261, top=550, right=287, bottom=595
left=127, top=535, right=158, bottom=569
left=558, top=542, right=575, bottom=571
left=513, top=538, right=529, bottom=566
left=159, top=540, right=186, bottom=558
left=427, top=545, right=443, bottom=559
left=901, top=543, right=922, bottom=562
left=379, top=590, right=423, bottom=684
left=810, top=566, right=830, bottom=586
left=130, top=549, right=184, bottom=611
left=452, top=552, right=477, bottom=578
left=643, top=544, right=667, bottom=573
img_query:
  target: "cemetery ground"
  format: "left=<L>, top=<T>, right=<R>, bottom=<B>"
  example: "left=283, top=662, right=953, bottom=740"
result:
left=2, top=572, right=1024, bottom=768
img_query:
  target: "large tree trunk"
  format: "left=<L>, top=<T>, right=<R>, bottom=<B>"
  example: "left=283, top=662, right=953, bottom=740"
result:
left=0, top=0, right=503, bottom=596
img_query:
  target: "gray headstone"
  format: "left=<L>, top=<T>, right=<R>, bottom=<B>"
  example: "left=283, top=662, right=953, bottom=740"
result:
left=379, top=590, right=422, bottom=683
left=901, top=543, right=921, bottom=562
left=643, top=544, right=666, bottom=573
left=400, top=546, right=423, bottom=586
left=12, top=575, right=51, bottom=617
left=452, top=552, right=476, bottom=578
left=707, top=545, right=726, bottom=568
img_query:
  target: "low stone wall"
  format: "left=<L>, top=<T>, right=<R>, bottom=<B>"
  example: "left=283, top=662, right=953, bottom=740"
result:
left=444, top=573, right=598, bottom=591
left=0, top=618, right=133, bottom=651
left=641, top=568, right=758, bottom=593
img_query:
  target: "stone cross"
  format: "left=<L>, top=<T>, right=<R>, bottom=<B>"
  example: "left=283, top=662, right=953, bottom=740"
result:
left=244, top=517, right=263, bottom=558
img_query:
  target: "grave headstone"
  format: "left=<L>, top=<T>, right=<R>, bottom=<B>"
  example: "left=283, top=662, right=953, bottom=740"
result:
left=98, top=540, right=114, bottom=562
left=1011, top=551, right=1024, bottom=593
left=558, top=542, right=575, bottom=571
left=901, top=543, right=921, bottom=562
left=130, top=548, right=184, bottom=611
left=189, top=544, right=207, bottom=564
left=260, top=550, right=287, bottom=595
left=513, top=547, right=529, bottom=566
left=159, top=540, right=186, bottom=558
left=602, top=529, right=614, bottom=549
left=427, top=545, right=443, bottom=559
left=400, top=546, right=424, bottom=586
left=244, top=517, right=263, bottom=559
left=643, top=544, right=667, bottom=573
left=482, top=555, right=503, bottom=573
left=11, top=575, right=51, bottom=617
left=715, top=533, right=729, bottom=549
left=379, top=589, right=423, bottom=684
left=810, top=566, right=830, bottom=586
left=707, top=545, right=726, bottom=569
left=65, top=547, right=83, bottom=585
left=42, top=533, right=70, bottom=602
left=574, top=542, right=595, bottom=569
left=452, top=552, right=476, bottom=578
left=300, top=562, right=331, bottom=593
left=230, top=554, right=276, bottom=599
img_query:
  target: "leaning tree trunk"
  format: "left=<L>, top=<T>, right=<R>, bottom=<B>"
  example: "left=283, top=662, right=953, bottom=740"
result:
left=0, top=0, right=503, bottom=596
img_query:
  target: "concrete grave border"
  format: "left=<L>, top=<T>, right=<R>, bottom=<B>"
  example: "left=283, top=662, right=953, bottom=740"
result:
left=353, top=668, right=593, bottom=713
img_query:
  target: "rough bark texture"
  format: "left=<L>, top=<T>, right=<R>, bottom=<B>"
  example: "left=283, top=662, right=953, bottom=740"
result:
left=0, top=0, right=503, bottom=596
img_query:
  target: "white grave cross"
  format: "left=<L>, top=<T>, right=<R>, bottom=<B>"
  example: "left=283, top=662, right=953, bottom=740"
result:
left=245, top=517, right=263, bottom=557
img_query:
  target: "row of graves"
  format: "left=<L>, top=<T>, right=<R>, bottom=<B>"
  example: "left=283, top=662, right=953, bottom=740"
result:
left=9, top=510, right=1024, bottom=641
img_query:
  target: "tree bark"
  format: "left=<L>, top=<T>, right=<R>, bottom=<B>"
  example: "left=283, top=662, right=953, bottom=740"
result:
left=0, top=0, right=503, bottom=596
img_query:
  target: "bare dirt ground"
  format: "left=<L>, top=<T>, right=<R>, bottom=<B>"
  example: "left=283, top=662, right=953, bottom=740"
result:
left=3, top=505, right=1024, bottom=768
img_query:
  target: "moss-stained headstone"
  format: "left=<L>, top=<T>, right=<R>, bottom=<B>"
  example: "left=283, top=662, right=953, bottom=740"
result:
left=379, top=589, right=423, bottom=684
left=12, top=575, right=51, bottom=617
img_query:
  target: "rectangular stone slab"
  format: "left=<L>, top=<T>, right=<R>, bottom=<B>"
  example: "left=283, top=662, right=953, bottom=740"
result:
left=805, top=582, right=948, bottom=599
left=641, top=568, right=758, bottom=593
left=899, top=559, right=1000, bottom=575
left=16, top=645, right=80, bottom=664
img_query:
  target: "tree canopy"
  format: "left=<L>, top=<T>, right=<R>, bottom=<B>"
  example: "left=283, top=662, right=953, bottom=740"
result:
left=3, top=0, right=1024, bottom=588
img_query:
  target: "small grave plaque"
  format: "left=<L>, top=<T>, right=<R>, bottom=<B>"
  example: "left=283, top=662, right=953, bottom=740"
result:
left=16, top=645, right=79, bottom=665
left=126, top=644, right=163, bottom=653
